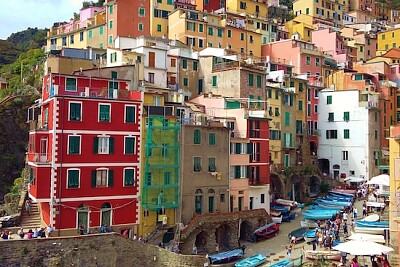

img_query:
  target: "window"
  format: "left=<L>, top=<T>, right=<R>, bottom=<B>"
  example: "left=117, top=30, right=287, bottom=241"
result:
left=306, top=56, right=311, bottom=65
left=108, top=35, right=113, bottom=44
left=94, top=136, right=114, bottom=154
left=69, top=102, right=82, bottom=121
left=327, top=95, right=332, bottom=104
left=227, top=29, right=232, bottom=38
left=208, top=157, right=216, bottom=172
left=124, top=168, right=135, bottom=186
left=344, top=129, right=350, bottom=139
left=240, top=1, right=246, bottom=9
left=68, top=135, right=81, bottom=154
left=342, top=151, right=348, bottom=161
left=260, top=194, right=265, bottom=204
left=109, top=20, right=113, bottom=30
left=194, top=129, right=201, bottom=144
left=109, top=4, right=114, bottom=14
left=138, top=23, right=144, bottom=31
left=146, top=172, right=152, bottom=186
left=316, top=58, right=320, bottom=66
left=171, top=58, right=176, bottom=67
left=62, top=37, right=67, bottom=46
left=328, top=112, right=334, bottom=122
left=208, top=27, right=213, bottom=35
left=99, top=26, right=104, bottom=35
left=67, top=169, right=79, bottom=188
left=240, top=32, right=245, bottom=41
left=157, top=24, right=162, bottom=32
left=194, top=157, right=202, bottom=172
left=306, top=7, right=309, bottom=14
left=193, top=61, right=198, bottom=71
left=285, top=112, right=290, bottom=126
left=92, top=169, right=113, bottom=188
left=70, top=35, right=75, bottom=44
left=79, top=32, right=84, bottom=41
left=209, top=133, right=216, bottom=145
left=182, top=59, right=187, bottom=69
left=217, top=28, right=223, bottom=37
left=199, top=24, right=204, bottom=32
left=99, top=104, right=110, bottom=122
left=314, top=105, right=318, bottom=114
left=249, top=73, right=254, bottom=86
left=257, top=75, right=262, bottom=88
left=139, top=8, right=145, bottom=17
left=343, top=111, right=350, bottom=121
left=125, top=105, right=136, bottom=123
left=66, top=77, right=77, bottom=91
left=298, top=100, right=303, bottom=111
left=88, top=30, right=93, bottom=39
left=326, top=130, right=338, bottom=139
left=212, top=76, right=217, bottom=86
left=181, top=77, right=187, bottom=86
left=275, top=107, right=280, bottom=116
left=124, top=136, right=136, bottom=154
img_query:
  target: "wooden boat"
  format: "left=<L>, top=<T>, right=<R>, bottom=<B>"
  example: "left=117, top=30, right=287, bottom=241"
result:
left=361, top=214, right=380, bottom=222
left=234, top=253, right=267, bottom=267
left=347, top=232, right=385, bottom=244
left=208, top=249, right=244, bottom=265
left=270, top=209, right=281, bottom=217
left=354, top=227, right=387, bottom=235
left=329, top=189, right=356, bottom=196
left=270, top=205, right=290, bottom=214
left=355, top=221, right=389, bottom=228
left=272, top=215, right=283, bottom=224
left=269, top=259, right=294, bottom=267
left=282, top=213, right=291, bottom=222
left=300, top=220, right=318, bottom=228
left=305, top=250, right=341, bottom=261
left=314, top=203, right=345, bottom=210
left=276, top=199, right=298, bottom=208
left=288, top=227, right=307, bottom=242
left=253, top=222, right=279, bottom=242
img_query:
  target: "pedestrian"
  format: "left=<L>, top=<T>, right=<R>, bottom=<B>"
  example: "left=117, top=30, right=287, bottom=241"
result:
left=192, top=244, right=197, bottom=255
left=312, top=239, right=317, bottom=251
left=133, top=233, right=137, bottom=241
left=343, top=224, right=348, bottom=238
left=343, top=212, right=348, bottom=223
left=138, top=236, right=143, bottom=243
left=79, top=225, right=85, bottom=235
left=173, top=243, right=180, bottom=254
left=340, top=251, right=347, bottom=265
left=25, top=199, right=31, bottom=216
left=46, top=225, right=54, bottom=237
left=362, top=205, right=367, bottom=217
left=286, top=244, right=292, bottom=259
left=353, top=207, right=358, bottom=219
left=19, top=228, right=25, bottom=239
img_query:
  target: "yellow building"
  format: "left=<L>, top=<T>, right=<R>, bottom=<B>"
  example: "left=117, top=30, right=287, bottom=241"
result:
left=150, top=0, right=174, bottom=38
left=46, top=8, right=106, bottom=52
left=226, top=0, right=269, bottom=17
left=285, top=14, right=314, bottom=42
left=377, top=28, right=400, bottom=55
left=293, top=0, right=346, bottom=27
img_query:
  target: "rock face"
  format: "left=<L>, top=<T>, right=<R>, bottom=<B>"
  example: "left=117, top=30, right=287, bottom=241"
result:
left=0, top=233, right=208, bottom=267
left=0, top=95, right=35, bottom=204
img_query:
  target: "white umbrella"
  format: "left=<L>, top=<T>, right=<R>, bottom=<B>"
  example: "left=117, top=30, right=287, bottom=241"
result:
left=333, top=240, right=394, bottom=256
left=366, top=174, right=390, bottom=187
left=344, top=176, right=365, bottom=183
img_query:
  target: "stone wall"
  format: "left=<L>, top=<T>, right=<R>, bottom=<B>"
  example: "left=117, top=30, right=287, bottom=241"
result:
left=0, top=233, right=207, bottom=267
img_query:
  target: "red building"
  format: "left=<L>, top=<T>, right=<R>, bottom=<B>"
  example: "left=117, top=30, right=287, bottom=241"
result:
left=27, top=73, right=142, bottom=236
left=195, top=0, right=225, bottom=12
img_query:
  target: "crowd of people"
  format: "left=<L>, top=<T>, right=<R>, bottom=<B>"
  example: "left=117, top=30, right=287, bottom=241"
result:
left=1, top=225, right=54, bottom=240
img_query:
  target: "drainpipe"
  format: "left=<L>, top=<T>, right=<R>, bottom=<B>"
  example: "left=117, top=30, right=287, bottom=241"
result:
left=57, top=96, right=65, bottom=236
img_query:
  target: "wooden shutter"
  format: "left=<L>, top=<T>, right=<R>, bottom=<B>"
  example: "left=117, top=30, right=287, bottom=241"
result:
left=93, top=137, right=99, bottom=154
left=149, top=52, right=155, bottom=67
left=109, top=137, right=114, bottom=154
left=91, top=170, right=97, bottom=188
left=108, top=170, right=114, bottom=187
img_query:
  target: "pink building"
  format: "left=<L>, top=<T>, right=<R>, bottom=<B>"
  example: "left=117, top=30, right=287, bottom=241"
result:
left=312, top=28, right=348, bottom=67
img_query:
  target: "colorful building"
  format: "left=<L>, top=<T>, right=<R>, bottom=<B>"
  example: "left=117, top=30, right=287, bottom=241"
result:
left=27, top=72, right=142, bottom=236
left=292, top=0, right=346, bottom=27
left=377, top=28, right=400, bottom=56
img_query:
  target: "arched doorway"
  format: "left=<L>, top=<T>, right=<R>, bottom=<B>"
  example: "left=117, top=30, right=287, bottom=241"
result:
left=77, top=204, right=89, bottom=234
left=101, top=202, right=112, bottom=227
left=195, top=189, right=203, bottom=214
left=290, top=174, right=301, bottom=201
left=208, top=189, right=215, bottom=213
left=333, top=164, right=340, bottom=179
left=195, top=231, right=207, bottom=253
left=318, top=158, right=330, bottom=176
left=310, top=141, right=317, bottom=155
left=270, top=173, right=285, bottom=200
left=216, top=224, right=231, bottom=251
left=239, top=220, right=252, bottom=242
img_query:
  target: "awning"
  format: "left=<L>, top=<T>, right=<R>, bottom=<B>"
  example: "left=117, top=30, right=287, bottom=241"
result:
left=344, top=177, right=365, bottom=183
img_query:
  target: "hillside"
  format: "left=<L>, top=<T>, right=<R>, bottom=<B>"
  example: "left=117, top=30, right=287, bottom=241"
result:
left=0, top=40, right=22, bottom=67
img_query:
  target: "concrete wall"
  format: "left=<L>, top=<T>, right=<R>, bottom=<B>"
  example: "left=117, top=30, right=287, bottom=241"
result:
left=0, top=233, right=207, bottom=267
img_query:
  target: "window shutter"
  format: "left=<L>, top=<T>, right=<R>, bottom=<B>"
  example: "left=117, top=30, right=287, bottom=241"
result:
left=93, top=137, right=99, bottom=154
left=91, top=170, right=97, bottom=188
left=246, top=166, right=250, bottom=178
left=235, top=166, right=240, bottom=178
left=235, top=143, right=241, bottom=154
left=109, top=137, right=114, bottom=154
left=247, top=143, right=253, bottom=154
left=108, top=170, right=114, bottom=187
left=67, top=171, right=73, bottom=188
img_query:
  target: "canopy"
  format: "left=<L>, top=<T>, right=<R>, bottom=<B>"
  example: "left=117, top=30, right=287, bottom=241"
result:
left=333, top=240, right=394, bottom=255
left=366, top=174, right=390, bottom=186
left=344, top=176, right=365, bottom=183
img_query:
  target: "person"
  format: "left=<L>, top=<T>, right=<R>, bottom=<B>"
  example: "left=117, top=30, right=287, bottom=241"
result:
left=353, top=207, right=358, bottom=218
left=343, top=212, right=348, bottom=223
left=362, top=205, right=367, bottom=217
left=1, top=231, right=9, bottom=240
left=19, top=228, right=25, bottom=239
left=25, top=199, right=31, bottom=216
left=138, top=236, right=143, bottom=243
left=350, top=258, right=359, bottom=267
left=26, top=229, right=33, bottom=239
left=286, top=244, right=292, bottom=260
left=343, top=223, right=348, bottom=238
left=133, top=233, right=137, bottom=241
left=192, top=244, right=197, bottom=255
left=291, top=235, right=296, bottom=245
left=100, top=224, right=105, bottom=233
left=312, top=239, right=317, bottom=251
left=79, top=225, right=85, bottom=235
left=173, top=243, right=180, bottom=254
left=32, top=228, right=39, bottom=238
left=47, top=225, right=54, bottom=237
left=340, top=251, right=347, bottom=265
left=350, top=219, right=355, bottom=231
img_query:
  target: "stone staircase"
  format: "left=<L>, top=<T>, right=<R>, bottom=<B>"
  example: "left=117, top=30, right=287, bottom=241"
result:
left=145, top=225, right=173, bottom=246
left=19, top=202, right=42, bottom=230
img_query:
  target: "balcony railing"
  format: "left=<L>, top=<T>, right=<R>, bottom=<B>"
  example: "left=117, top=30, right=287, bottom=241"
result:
left=28, top=152, right=51, bottom=164
left=49, top=85, right=140, bottom=101
left=212, top=61, right=240, bottom=72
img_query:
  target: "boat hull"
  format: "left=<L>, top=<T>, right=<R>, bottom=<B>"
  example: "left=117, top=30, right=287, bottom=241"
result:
left=209, top=249, right=244, bottom=265
left=288, top=227, right=307, bottom=241
left=355, top=221, right=389, bottom=228
left=272, top=216, right=283, bottom=224
left=254, top=225, right=279, bottom=242
left=354, top=227, right=387, bottom=235
left=305, top=250, right=341, bottom=261
left=269, top=259, right=294, bottom=267
left=234, top=254, right=267, bottom=267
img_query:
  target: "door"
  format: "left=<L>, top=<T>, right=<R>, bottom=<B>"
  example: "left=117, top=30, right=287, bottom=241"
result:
left=238, top=197, right=243, bottom=211
left=148, top=52, right=155, bottom=67
left=77, top=209, right=89, bottom=234
left=208, top=196, right=214, bottom=213
left=230, top=196, right=234, bottom=212
left=39, top=138, right=48, bottom=163
left=249, top=197, right=253, bottom=210
left=100, top=203, right=112, bottom=227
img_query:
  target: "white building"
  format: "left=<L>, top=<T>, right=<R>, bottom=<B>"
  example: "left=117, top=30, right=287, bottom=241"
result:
left=318, top=89, right=381, bottom=180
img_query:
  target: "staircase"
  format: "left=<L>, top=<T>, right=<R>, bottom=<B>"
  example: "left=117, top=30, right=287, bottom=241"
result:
left=20, top=202, right=42, bottom=230
left=146, top=225, right=175, bottom=246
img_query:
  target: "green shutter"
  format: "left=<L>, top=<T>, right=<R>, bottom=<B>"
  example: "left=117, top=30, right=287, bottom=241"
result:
left=246, top=166, right=250, bottom=178
left=125, top=137, right=134, bottom=154
left=93, top=137, right=99, bottom=154
left=284, top=133, right=287, bottom=147
left=247, top=143, right=253, bottom=154
left=257, top=75, right=262, bottom=88
left=249, top=73, right=254, bottom=86
left=212, top=76, right=217, bottom=86
left=126, top=106, right=135, bottom=123
left=235, top=166, right=241, bottom=178
left=108, top=170, right=114, bottom=187
left=91, top=170, right=97, bottom=187
left=194, top=129, right=201, bottom=144
left=235, top=143, right=241, bottom=154
left=109, top=137, right=114, bottom=154
left=285, top=112, right=290, bottom=126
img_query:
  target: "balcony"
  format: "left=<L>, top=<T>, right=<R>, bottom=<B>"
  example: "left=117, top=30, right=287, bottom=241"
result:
left=49, top=85, right=140, bottom=101
left=212, top=61, right=240, bottom=72
left=283, top=87, right=295, bottom=93
left=28, top=152, right=51, bottom=165
left=379, top=80, right=397, bottom=88
left=144, top=105, right=174, bottom=116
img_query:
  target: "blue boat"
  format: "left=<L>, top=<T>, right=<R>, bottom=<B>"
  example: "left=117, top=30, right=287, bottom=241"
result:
left=325, top=195, right=354, bottom=202
left=288, top=227, right=307, bottom=241
left=314, top=199, right=351, bottom=207
left=208, top=249, right=244, bottom=265
left=234, top=253, right=267, bottom=267
left=271, top=205, right=290, bottom=214
left=355, top=221, right=389, bottom=228
left=297, top=203, right=305, bottom=209
left=304, top=229, right=318, bottom=243
left=315, top=203, right=346, bottom=210
left=308, top=205, right=342, bottom=211
left=269, top=259, right=294, bottom=267
left=302, top=210, right=337, bottom=220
